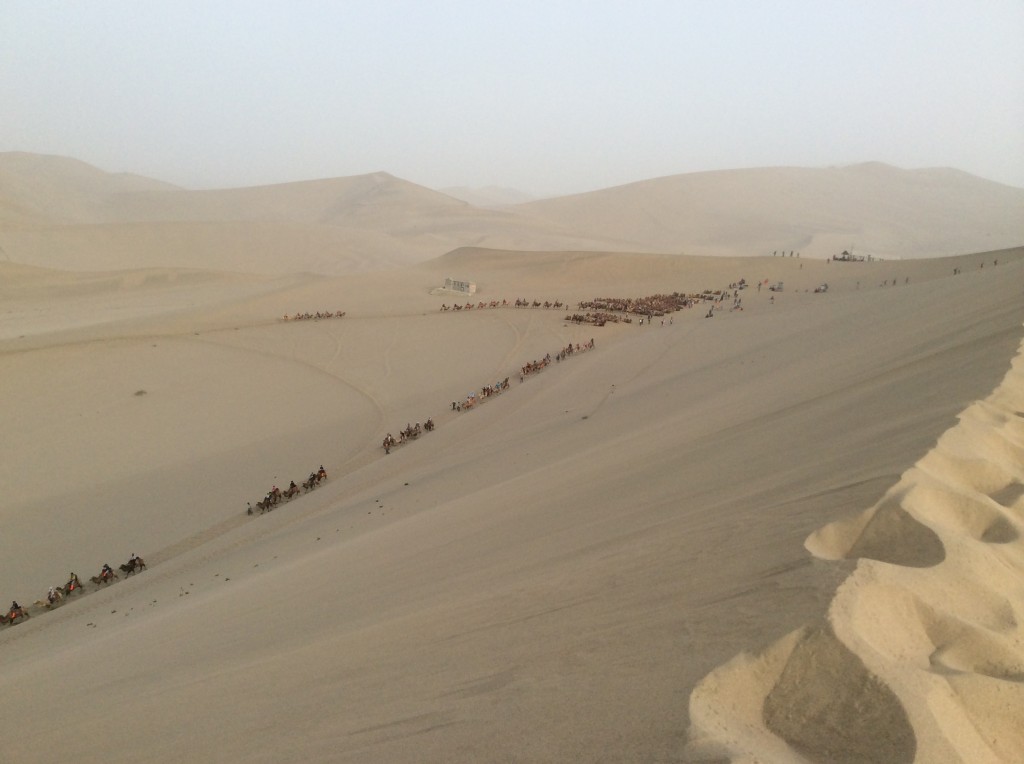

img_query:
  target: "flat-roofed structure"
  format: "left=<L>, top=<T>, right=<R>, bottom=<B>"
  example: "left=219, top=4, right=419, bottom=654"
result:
left=443, top=277, right=476, bottom=294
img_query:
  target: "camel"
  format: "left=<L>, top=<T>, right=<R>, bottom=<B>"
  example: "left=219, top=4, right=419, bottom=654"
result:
left=91, top=569, right=119, bottom=586
left=1, top=607, right=29, bottom=626
left=302, top=470, right=326, bottom=492
left=120, top=557, right=147, bottom=576
left=35, top=590, right=64, bottom=609
left=36, top=588, right=65, bottom=609
left=63, top=576, right=85, bottom=597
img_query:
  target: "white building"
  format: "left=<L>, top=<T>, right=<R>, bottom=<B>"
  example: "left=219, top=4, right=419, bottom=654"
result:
left=443, top=277, right=477, bottom=294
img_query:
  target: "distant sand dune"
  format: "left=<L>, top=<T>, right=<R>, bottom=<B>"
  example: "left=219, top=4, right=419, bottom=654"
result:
left=3, top=153, right=1022, bottom=274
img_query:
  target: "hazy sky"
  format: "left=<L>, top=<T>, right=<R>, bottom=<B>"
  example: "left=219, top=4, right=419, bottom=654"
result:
left=3, top=1, right=1022, bottom=195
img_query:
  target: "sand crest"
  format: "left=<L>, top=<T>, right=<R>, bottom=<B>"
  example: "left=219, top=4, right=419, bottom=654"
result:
left=689, top=335, right=1024, bottom=763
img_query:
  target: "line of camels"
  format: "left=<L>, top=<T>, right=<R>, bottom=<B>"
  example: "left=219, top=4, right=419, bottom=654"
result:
left=2, top=557, right=147, bottom=627
left=440, top=299, right=565, bottom=311
left=4, top=284, right=740, bottom=631
left=246, top=466, right=328, bottom=515
left=281, top=311, right=346, bottom=321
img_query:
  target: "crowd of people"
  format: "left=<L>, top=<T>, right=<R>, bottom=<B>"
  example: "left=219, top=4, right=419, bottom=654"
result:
left=564, top=311, right=630, bottom=326
left=575, top=292, right=712, bottom=316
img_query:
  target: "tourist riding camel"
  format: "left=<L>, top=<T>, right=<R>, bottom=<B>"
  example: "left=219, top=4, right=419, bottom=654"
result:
left=65, top=572, right=83, bottom=594
left=121, top=555, right=147, bottom=575
left=7, top=601, right=28, bottom=622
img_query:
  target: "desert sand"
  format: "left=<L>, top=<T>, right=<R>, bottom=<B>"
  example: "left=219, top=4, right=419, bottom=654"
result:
left=1, top=155, right=1023, bottom=763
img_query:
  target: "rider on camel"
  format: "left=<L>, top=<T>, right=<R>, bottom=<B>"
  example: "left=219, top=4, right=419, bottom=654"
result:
left=101, top=563, right=114, bottom=580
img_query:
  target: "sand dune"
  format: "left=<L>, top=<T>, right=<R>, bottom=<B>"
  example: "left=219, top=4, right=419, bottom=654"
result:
left=3, top=153, right=1022, bottom=275
left=0, top=152, right=180, bottom=225
left=515, top=163, right=1024, bottom=260
left=0, top=154, right=620, bottom=273
left=441, top=185, right=536, bottom=207
left=688, top=336, right=1024, bottom=763
left=2, top=242, right=1023, bottom=761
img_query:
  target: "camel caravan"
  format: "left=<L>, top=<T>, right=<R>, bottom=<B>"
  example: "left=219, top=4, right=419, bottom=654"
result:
left=2, top=554, right=148, bottom=628
left=5, top=278, right=764, bottom=634
left=389, top=337, right=597, bottom=460
left=514, top=298, right=564, bottom=309
left=281, top=311, right=346, bottom=321
left=441, top=300, right=507, bottom=311
left=380, top=335, right=595, bottom=458
left=450, top=381, right=504, bottom=413
left=246, top=465, right=327, bottom=515
left=520, top=340, right=596, bottom=382
left=382, top=418, right=435, bottom=454
left=439, top=298, right=566, bottom=311
left=4, top=469, right=334, bottom=631
left=555, top=339, right=595, bottom=362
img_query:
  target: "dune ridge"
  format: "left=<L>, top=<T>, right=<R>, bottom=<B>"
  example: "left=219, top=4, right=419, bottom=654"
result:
left=688, top=334, right=1024, bottom=763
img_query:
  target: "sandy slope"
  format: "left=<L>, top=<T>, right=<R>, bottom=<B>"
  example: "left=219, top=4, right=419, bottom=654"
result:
left=1, top=247, right=1022, bottom=762
left=688, top=336, right=1024, bottom=763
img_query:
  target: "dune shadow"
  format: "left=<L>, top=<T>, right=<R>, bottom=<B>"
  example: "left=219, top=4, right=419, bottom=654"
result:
left=763, top=624, right=916, bottom=764
left=989, top=481, right=1024, bottom=510
left=845, top=499, right=945, bottom=568
left=980, top=516, right=1019, bottom=544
